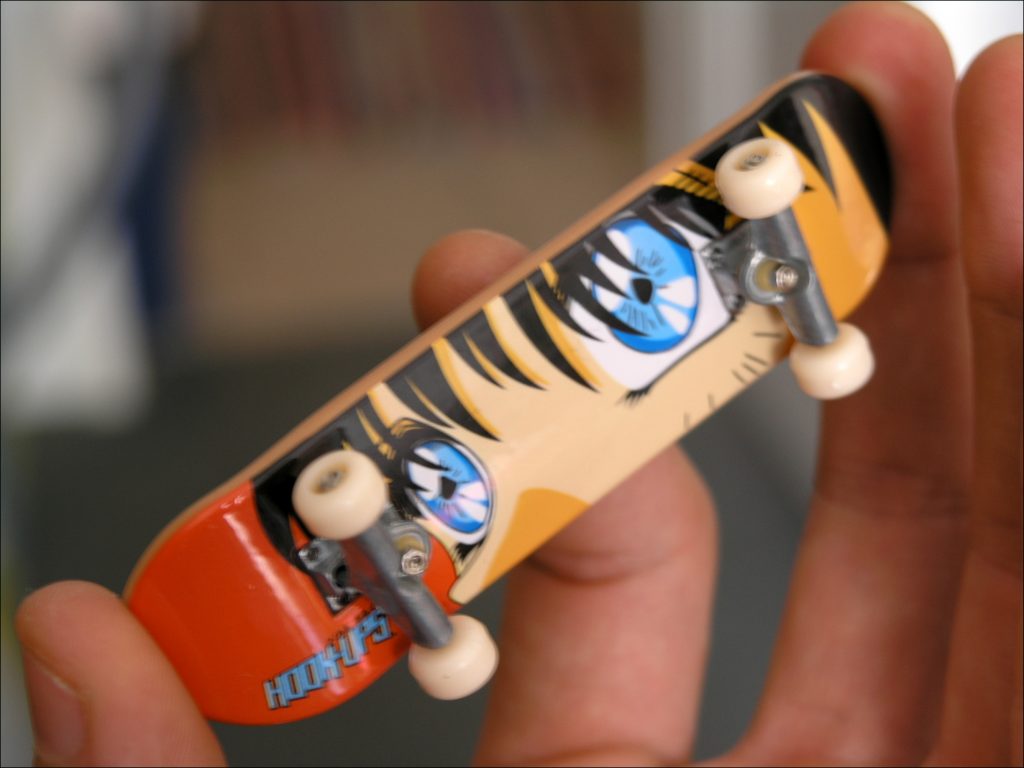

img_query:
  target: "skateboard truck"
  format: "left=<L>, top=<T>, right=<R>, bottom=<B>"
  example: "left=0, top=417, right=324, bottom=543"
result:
left=298, top=509, right=446, bottom=631
left=703, top=137, right=874, bottom=399
left=296, top=538, right=359, bottom=613
left=292, top=450, right=499, bottom=700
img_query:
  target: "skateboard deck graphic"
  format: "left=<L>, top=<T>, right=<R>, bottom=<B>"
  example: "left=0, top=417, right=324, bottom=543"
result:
left=125, top=73, right=890, bottom=725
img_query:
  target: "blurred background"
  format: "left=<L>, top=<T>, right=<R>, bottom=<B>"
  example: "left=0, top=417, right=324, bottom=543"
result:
left=2, top=2, right=1020, bottom=765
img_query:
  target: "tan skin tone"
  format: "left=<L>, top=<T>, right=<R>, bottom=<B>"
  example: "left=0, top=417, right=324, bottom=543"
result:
left=14, top=3, right=1021, bottom=765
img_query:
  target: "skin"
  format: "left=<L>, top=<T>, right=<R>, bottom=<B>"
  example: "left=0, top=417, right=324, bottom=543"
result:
left=14, top=3, right=1022, bottom=765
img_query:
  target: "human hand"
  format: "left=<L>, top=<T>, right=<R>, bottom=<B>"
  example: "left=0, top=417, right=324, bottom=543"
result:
left=15, top=3, right=1021, bottom=765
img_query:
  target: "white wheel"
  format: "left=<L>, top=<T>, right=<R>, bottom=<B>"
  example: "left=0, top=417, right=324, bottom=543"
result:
left=715, top=137, right=803, bottom=219
left=408, top=615, right=498, bottom=700
left=292, top=450, right=386, bottom=540
left=789, top=322, right=874, bottom=400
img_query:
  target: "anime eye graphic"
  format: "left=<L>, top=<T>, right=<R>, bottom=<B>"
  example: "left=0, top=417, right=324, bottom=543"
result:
left=404, top=439, right=493, bottom=545
left=590, top=218, right=699, bottom=354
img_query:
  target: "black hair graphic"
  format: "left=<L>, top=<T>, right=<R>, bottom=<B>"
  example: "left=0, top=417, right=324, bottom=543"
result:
left=387, top=349, right=497, bottom=440
left=453, top=311, right=544, bottom=390
left=553, top=244, right=643, bottom=338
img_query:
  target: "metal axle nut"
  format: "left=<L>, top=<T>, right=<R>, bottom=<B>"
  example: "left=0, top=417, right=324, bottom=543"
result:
left=401, top=549, right=428, bottom=576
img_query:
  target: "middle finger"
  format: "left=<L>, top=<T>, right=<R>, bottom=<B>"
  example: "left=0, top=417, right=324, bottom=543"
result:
left=732, top=4, right=972, bottom=764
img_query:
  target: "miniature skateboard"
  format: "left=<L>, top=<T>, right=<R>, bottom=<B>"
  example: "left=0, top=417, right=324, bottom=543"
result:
left=125, top=72, right=890, bottom=725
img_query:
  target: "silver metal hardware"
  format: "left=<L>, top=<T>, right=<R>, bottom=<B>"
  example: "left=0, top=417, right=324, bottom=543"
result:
left=297, top=538, right=358, bottom=613
left=772, top=264, right=800, bottom=292
left=349, top=509, right=452, bottom=648
left=698, top=209, right=838, bottom=347
left=400, top=549, right=428, bottom=576
left=297, top=503, right=451, bottom=647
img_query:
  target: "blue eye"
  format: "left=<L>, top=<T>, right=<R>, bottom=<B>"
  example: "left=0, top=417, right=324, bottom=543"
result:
left=404, top=440, right=492, bottom=545
left=591, top=218, right=699, bottom=353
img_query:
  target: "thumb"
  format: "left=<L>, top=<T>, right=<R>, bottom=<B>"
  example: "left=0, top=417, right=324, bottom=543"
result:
left=16, top=581, right=224, bottom=767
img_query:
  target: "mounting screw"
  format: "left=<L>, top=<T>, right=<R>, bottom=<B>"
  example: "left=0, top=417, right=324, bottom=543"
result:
left=401, top=549, right=428, bottom=576
left=773, top=264, right=801, bottom=293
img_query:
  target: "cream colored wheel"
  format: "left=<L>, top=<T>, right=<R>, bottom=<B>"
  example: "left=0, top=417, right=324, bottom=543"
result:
left=715, top=137, right=803, bottom=219
left=789, top=323, right=874, bottom=400
left=292, top=450, right=387, bottom=540
left=408, top=615, right=498, bottom=700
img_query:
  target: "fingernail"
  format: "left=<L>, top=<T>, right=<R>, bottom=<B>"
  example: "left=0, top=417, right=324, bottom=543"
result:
left=23, top=652, right=85, bottom=764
